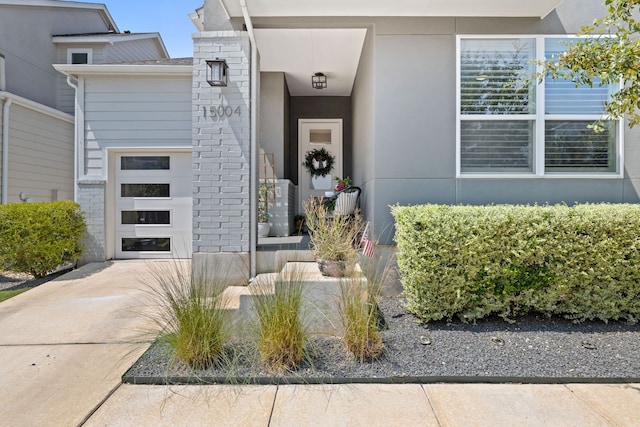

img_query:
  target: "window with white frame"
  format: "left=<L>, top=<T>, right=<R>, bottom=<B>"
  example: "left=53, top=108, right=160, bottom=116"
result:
left=67, top=48, right=92, bottom=65
left=457, top=36, right=620, bottom=176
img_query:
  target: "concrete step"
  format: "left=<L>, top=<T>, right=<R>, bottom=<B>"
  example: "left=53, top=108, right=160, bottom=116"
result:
left=224, top=261, right=367, bottom=338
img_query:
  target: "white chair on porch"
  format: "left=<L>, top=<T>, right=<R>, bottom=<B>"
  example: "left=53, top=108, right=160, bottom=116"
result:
left=332, top=186, right=361, bottom=216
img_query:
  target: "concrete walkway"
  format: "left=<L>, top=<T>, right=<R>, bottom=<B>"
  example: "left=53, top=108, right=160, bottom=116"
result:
left=0, top=261, right=638, bottom=426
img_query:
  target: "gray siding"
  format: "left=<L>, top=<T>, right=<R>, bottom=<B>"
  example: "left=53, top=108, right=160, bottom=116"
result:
left=82, top=75, right=192, bottom=177
left=5, top=104, right=74, bottom=202
left=106, top=38, right=166, bottom=63
left=56, top=45, right=106, bottom=115
left=0, top=5, right=110, bottom=109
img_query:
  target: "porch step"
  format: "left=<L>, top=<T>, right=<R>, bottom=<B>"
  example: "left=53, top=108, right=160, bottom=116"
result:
left=223, top=261, right=366, bottom=338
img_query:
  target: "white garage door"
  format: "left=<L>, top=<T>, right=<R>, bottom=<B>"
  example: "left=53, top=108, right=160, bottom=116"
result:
left=114, top=153, right=192, bottom=259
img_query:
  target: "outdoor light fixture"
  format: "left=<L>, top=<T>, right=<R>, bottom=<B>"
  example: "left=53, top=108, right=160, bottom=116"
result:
left=206, top=58, right=228, bottom=87
left=312, top=72, right=327, bottom=89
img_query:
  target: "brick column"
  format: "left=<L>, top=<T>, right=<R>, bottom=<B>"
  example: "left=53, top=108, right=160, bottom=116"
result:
left=192, top=32, right=252, bottom=280
left=76, top=180, right=106, bottom=263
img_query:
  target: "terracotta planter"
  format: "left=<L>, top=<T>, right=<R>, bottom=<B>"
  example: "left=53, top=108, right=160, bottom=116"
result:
left=317, top=258, right=355, bottom=278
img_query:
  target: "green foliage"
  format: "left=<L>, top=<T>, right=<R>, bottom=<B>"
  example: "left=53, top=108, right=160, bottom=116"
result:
left=540, top=0, right=640, bottom=128
left=252, top=269, right=308, bottom=372
left=392, top=203, right=640, bottom=324
left=0, top=201, right=85, bottom=278
left=258, top=183, right=273, bottom=223
left=148, top=261, right=231, bottom=370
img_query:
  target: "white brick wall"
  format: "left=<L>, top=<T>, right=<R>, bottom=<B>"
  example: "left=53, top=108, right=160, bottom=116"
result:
left=77, top=181, right=106, bottom=262
left=192, top=32, right=252, bottom=254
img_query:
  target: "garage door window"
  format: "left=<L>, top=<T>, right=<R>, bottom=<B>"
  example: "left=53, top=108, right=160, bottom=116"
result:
left=121, top=211, right=171, bottom=225
left=122, top=238, right=171, bottom=252
left=121, top=156, right=170, bottom=170
left=121, top=184, right=170, bottom=198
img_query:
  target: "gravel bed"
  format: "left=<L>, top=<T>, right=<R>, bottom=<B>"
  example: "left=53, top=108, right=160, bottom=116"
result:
left=125, top=296, right=640, bottom=384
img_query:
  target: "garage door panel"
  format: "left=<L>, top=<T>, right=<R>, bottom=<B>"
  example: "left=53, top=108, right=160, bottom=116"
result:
left=114, top=152, right=192, bottom=259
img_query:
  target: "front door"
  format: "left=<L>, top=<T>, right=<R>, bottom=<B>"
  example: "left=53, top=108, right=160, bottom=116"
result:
left=298, top=119, right=343, bottom=212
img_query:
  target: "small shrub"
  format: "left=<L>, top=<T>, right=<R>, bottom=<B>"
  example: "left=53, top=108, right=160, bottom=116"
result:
left=303, top=198, right=363, bottom=266
left=252, top=269, right=308, bottom=372
left=392, top=203, right=640, bottom=324
left=147, top=261, right=231, bottom=370
left=0, top=201, right=85, bottom=277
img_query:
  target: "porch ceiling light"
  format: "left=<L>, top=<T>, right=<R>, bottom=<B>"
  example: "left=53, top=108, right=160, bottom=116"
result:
left=206, top=58, right=228, bottom=87
left=312, top=72, right=327, bottom=89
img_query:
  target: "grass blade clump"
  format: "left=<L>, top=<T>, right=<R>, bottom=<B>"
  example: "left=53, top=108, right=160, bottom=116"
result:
left=303, top=198, right=363, bottom=269
left=147, top=261, right=231, bottom=370
left=339, top=274, right=384, bottom=362
left=252, top=269, right=308, bottom=372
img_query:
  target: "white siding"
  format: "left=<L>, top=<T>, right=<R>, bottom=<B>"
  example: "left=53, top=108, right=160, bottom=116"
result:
left=7, top=104, right=74, bottom=202
left=82, top=75, right=192, bottom=177
left=106, top=39, right=167, bottom=62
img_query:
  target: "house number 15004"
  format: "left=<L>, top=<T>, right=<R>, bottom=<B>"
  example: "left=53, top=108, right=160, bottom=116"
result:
left=203, top=105, right=241, bottom=118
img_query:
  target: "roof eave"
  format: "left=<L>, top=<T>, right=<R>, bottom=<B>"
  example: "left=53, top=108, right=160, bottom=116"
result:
left=218, top=0, right=564, bottom=19
left=53, top=63, right=193, bottom=77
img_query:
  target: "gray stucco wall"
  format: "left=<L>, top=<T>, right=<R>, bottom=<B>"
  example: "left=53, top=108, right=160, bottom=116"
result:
left=365, top=0, right=636, bottom=243
left=259, top=72, right=289, bottom=179
left=351, top=27, right=376, bottom=227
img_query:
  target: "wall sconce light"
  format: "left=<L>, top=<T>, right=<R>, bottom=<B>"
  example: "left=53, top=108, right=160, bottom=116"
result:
left=312, top=72, right=327, bottom=89
left=206, top=59, right=228, bottom=87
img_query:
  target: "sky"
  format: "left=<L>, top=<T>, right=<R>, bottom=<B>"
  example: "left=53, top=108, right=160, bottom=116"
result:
left=91, top=0, right=204, bottom=58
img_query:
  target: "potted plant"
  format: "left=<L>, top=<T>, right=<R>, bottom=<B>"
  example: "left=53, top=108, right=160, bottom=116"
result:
left=303, top=197, right=363, bottom=277
left=303, top=148, right=335, bottom=178
left=334, top=176, right=352, bottom=191
left=258, top=183, right=271, bottom=237
left=294, top=214, right=306, bottom=234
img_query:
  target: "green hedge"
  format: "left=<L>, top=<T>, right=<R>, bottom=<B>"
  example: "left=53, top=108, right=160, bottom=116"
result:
left=392, top=204, right=640, bottom=324
left=0, top=201, right=85, bottom=277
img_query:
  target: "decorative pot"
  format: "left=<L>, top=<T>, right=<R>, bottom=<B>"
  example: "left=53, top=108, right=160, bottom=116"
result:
left=258, top=222, right=270, bottom=238
left=317, top=258, right=355, bottom=278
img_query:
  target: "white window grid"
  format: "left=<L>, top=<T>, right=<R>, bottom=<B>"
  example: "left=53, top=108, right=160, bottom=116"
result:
left=456, top=35, right=624, bottom=179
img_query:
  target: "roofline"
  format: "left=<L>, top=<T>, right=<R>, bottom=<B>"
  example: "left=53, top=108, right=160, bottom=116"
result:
left=0, top=0, right=119, bottom=32
left=53, top=63, right=193, bottom=77
left=218, top=0, right=563, bottom=19
left=52, top=33, right=170, bottom=58
left=0, top=91, right=74, bottom=123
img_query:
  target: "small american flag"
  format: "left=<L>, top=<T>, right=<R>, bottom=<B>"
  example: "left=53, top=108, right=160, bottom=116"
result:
left=360, top=222, right=375, bottom=258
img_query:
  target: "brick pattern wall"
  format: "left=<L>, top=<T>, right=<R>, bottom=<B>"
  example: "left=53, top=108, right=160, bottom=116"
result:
left=192, top=32, right=251, bottom=253
left=77, top=181, right=106, bottom=262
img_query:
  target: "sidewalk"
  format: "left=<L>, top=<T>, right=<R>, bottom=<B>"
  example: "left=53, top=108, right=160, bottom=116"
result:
left=0, top=261, right=637, bottom=426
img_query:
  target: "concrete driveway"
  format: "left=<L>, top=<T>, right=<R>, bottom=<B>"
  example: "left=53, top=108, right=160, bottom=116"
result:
left=0, top=260, right=164, bottom=427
